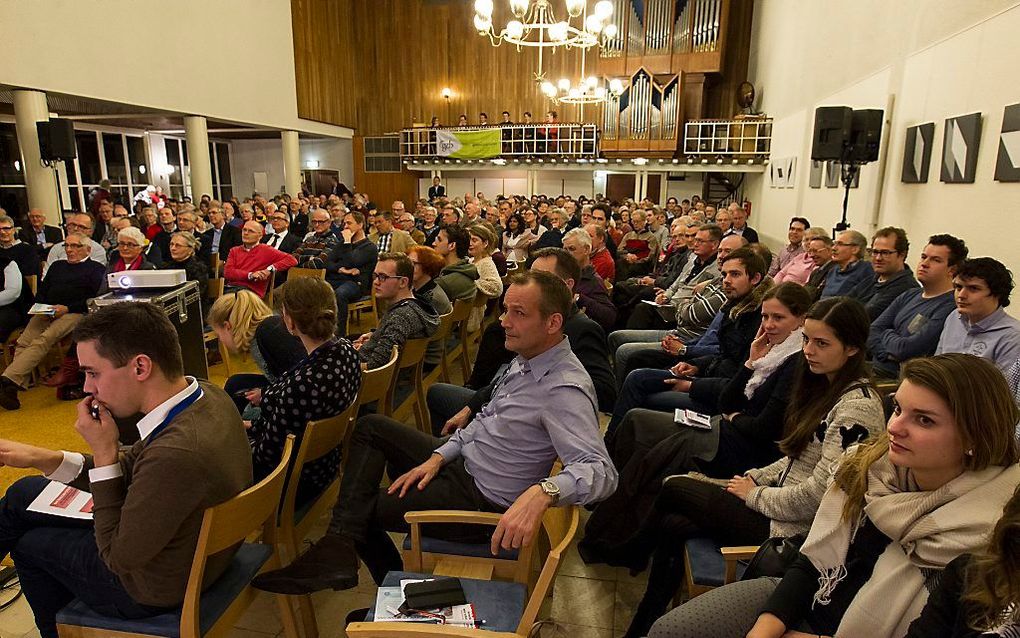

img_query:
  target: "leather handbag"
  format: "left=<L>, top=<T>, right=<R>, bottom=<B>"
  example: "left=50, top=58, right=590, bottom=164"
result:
left=740, top=533, right=806, bottom=581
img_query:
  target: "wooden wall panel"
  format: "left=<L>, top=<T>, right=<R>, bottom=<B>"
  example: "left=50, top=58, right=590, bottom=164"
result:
left=291, top=0, right=358, bottom=128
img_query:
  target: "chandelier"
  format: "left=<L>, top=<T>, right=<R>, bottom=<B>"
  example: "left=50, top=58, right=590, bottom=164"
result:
left=543, top=76, right=624, bottom=105
left=472, top=0, right=618, bottom=51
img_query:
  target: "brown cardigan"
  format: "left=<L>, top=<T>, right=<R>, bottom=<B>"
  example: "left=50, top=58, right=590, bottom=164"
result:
left=70, top=381, right=253, bottom=607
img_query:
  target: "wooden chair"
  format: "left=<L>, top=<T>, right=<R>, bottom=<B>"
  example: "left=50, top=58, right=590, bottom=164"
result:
left=276, top=404, right=359, bottom=638
left=208, top=253, right=222, bottom=279
left=353, top=345, right=400, bottom=423
left=347, top=289, right=378, bottom=334
left=383, top=337, right=431, bottom=433
left=681, top=538, right=759, bottom=600
left=56, top=437, right=300, bottom=638
left=458, top=293, right=492, bottom=380
left=262, top=270, right=277, bottom=308
left=347, top=505, right=580, bottom=637
left=442, top=296, right=475, bottom=384
left=24, top=274, right=38, bottom=296
left=286, top=267, right=326, bottom=281
left=421, top=311, right=456, bottom=394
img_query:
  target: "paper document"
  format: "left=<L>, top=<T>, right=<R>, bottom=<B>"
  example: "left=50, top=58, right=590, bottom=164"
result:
left=674, top=409, right=713, bottom=430
left=372, top=579, right=477, bottom=626
left=640, top=299, right=669, bottom=306
left=27, top=481, right=94, bottom=520
left=28, top=303, right=56, bottom=316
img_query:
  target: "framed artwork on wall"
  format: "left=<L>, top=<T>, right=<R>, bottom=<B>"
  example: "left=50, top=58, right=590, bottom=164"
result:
left=809, top=160, right=824, bottom=188
left=994, top=103, right=1020, bottom=182
left=940, top=112, right=982, bottom=183
left=901, top=122, right=934, bottom=183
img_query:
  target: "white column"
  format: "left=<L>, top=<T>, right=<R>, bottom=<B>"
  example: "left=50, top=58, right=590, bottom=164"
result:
left=634, top=170, right=646, bottom=200
left=183, top=116, right=213, bottom=200
left=12, top=90, right=61, bottom=224
left=281, top=130, right=301, bottom=197
left=527, top=170, right=538, bottom=196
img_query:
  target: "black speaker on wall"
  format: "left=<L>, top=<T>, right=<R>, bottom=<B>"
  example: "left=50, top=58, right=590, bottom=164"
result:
left=848, top=109, right=883, bottom=163
left=811, top=106, right=852, bottom=161
left=37, top=118, right=76, bottom=162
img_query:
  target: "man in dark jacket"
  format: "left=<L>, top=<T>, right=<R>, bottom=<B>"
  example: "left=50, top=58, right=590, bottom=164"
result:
left=201, top=202, right=242, bottom=262
left=612, top=220, right=691, bottom=312
left=17, top=209, right=63, bottom=261
left=554, top=235, right=617, bottom=332
left=846, top=226, right=918, bottom=319
left=326, top=212, right=378, bottom=335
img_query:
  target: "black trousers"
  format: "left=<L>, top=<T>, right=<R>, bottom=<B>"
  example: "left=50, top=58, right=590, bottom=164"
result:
left=465, top=321, right=515, bottom=390
left=328, top=415, right=505, bottom=584
left=626, top=301, right=674, bottom=331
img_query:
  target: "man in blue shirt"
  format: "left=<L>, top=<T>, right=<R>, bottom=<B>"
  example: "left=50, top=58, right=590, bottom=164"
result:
left=254, top=270, right=617, bottom=594
left=820, top=229, right=873, bottom=299
left=868, top=234, right=967, bottom=378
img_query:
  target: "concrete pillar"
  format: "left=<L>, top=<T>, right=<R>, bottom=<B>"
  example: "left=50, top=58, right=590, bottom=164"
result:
left=12, top=90, right=61, bottom=224
left=526, top=170, right=538, bottom=196
left=183, top=116, right=213, bottom=201
left=281, top=130, right=301, bottom=197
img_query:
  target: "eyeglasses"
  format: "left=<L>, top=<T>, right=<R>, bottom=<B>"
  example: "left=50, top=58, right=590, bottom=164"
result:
left=0, top=226, right=13, bottom=232
left=117, top=241, right=140, bottom=248
left=870, top=249, right=899, bottom=258
left=312, top=218, right=332, bottom=225
left=372, top=272, right=407, bottom=283
left=64, top=242, right=86, bottom=249
left=693, top=237, right=714, bottom=244
left=66, top=222, right=89, bottom=230
left=832, top=241, right=855, bottom=247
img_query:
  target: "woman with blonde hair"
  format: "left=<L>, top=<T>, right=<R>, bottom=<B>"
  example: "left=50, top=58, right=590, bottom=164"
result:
left=649, top=353, right=1020, bottom=638
left=208, top=289, right=303, bottom=416
left=466, top=223, right=504, bottom=331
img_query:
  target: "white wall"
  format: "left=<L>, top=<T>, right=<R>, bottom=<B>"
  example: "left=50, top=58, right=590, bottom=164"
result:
left=745, top=0, right=1020, bottom=282
left=230, top=138, right=354, bottom=198
left=0, top=0, right=351, bottom=139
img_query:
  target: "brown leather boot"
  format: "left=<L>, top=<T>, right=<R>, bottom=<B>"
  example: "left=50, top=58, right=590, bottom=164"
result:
left=43, top=355, right=80, bottom=387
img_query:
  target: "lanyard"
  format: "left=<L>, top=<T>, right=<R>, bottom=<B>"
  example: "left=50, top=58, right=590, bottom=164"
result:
left=144, top=384, right=203, bottom=447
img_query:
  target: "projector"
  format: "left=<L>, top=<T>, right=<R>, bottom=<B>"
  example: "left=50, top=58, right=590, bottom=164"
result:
left=107, top=269, right=187, bottom=290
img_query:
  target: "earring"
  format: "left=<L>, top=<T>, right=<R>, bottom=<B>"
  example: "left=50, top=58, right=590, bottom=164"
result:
left=966, top=449, right=974, bottom=456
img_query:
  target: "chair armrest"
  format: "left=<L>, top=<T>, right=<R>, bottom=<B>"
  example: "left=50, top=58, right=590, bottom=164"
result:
left=404, top=510, right=504, bottom=526
left=720, top=546, right=760, bottom=561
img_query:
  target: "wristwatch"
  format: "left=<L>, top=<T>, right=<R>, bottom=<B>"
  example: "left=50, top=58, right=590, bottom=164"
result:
left=538, top=479, right=560, bottom=504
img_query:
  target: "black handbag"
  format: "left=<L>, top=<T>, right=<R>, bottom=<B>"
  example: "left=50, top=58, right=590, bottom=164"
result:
left=740, top=533, right=806, bottom=581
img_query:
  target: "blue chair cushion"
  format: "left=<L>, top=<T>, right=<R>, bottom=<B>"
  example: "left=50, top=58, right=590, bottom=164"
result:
left=685, top=537, right=745, bottom=587
left=55, top=543, right=273, bottom=637
left=401, top=534, right=519, bottom=561
left=364, top=570, right=527, bottom=632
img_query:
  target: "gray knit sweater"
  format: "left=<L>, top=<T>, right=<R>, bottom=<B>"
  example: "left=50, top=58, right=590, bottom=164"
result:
left=744, top=379, right=885, bottom=538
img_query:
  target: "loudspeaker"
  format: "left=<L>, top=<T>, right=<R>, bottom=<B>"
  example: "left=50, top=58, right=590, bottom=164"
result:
left=848, top=109, right=883, bottom=163
left=811, top=106, right=852, bottom=161
left=37, top=118, right=76, bottom=162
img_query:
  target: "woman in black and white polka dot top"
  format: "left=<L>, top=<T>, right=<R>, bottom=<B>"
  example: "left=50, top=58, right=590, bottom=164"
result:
left=248, top=277, right=362, bottom=506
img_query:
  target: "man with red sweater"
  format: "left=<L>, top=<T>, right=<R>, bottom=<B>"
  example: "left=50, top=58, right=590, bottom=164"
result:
left=224, top=221, right=296, bottom=297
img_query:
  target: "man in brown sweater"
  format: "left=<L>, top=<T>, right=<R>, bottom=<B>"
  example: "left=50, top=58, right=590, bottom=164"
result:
left=0, top=303, right=252, bottom=637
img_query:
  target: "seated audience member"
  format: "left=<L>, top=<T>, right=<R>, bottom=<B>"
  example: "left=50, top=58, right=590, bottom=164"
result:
left=624, top=224, right=725, bottom=331
left=0, top=233, right=105, bottom=410
left=149, top=208, right=177, bottom=259
left=440, top=204, right=463, bottom=228
left=209, top=290, right=305, bottom=417
left=723, top=202, right=759, bottom=243
left=261, top=210, right=301, bottom=253
left=600, top=295, right=883, bottom=637
left=247, top=278, right=361, bottom=506
left=201, top=201, right=242, bottom=262
left=466, top=223, right=504, bottom=310
left=869, top=234, right=967, bottom=378
left=0, top=213, right=40, bottom=280
left=0, top=302, right=252, bottom=638
left=224, top=221, right=297, bottom=297
left=585, top=222, right=616, bottom=282
left=162, top=232, right=210, bottom=291
left=532, top=208, right=567, bottom=250
left=409, top=245, right=453, bottom=369
left=325, top=211, right=378, bottom=335
left=292, top=208, right=340, bottom=268
left=848, top=226, right=918, bottom=319
left=905, top=483, right=1020, bottom=637
left=767, top=217, right=809, bottom=277
left=449, top=248, right=617, bottom=414
left=369, top=211, right=415, bottom=254
left=820, top=229, right=873, bottom=298
left=616, top=209, right=660, bottom=279
left=420, top=206, right=442, bottom=246
left=139, top=207, right=160, bottom=239
left=649, top=353, right=1020, bottom=638
left=46, top=213, right=108, bottom=268
left=396, top=211, right=426, bottom=245
left=590, top=203, right=618, bottom=256
left=351, top=253, right=439, bottom=370
left=561, top=228, right=617, bottom=331
left=18, top=208, right=63, bottom=260
left=612, top=219, right=691, bottom=315
left=606, top=247, right=770, bottom=435
left=936, top=257, right=1020, bottom=372
left=433, top=225, right=479, bottom=301
left=774, top=226, right=829, bottom=285
left=714, top=207, right=732, bottom=234
left=252, top=270, right=618, bottom=593
left=502, top=212, right=533, bottom=264
left=96, top=227, right=157, bottom=295
left=0, top=254, right=30, bottom=341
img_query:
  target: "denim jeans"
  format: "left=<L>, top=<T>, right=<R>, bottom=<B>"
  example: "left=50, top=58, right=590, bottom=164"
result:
left=608, top=329, right=670, bottom=388
left=606, top=368, right=714, bottom=438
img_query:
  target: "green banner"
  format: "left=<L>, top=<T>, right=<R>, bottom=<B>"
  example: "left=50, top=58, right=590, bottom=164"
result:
left=436, top=129, right=502, bottom=159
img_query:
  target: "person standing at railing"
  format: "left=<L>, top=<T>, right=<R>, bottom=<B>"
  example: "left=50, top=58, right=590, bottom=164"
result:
left=500, top=111, right=513, bottom=154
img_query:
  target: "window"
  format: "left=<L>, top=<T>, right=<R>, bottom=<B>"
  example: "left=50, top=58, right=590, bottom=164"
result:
left=364, top=136, right=401, bottom=173
left=209, top=141, right=233, bottom=201
left=127, top=136, right=147, bottom=185
left=75, top=132, right=102, bottom=186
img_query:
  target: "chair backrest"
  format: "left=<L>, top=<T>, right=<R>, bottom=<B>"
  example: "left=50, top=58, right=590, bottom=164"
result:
left=262, top=270, right=276, bottom=307
left=395, top=337, right=429, bottom=373
left=449, top=296, right=474, bottom=323
left=356, top=346, right=399, bottom=408
left=24, top=274, right=37, bottom=296
left=515, top=506, right=580, bottom=634
left=180, top=435, right=294, bottom=637
left=428, top=312, right=455, bottom=344
left=209, top=253, right=222, bottom=278
left=279, top=403, right=358, bottom=530
left=288, top=267, right=326, bottom=281
left=207, top=276, right=225, bottom=301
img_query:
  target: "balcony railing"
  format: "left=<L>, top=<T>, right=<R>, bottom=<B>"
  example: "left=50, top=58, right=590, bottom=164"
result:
left=400, top=124, right=600, bottom=161
left=683, top=117, right=773, bottom=160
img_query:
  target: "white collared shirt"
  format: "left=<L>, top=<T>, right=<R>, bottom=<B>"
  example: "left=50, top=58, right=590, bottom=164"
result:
left=46, top=377, right=203, bottom=485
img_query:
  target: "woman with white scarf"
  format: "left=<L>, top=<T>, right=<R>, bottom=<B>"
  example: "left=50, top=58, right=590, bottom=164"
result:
left=649, top=353, right=1020, bottom=638
left=613, top=295, right=885, bottom=638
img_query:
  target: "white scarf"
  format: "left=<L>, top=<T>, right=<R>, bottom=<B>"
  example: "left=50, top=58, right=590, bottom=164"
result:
left=799, top=453, right=1020, bottom=638
left=743, top=328, right=803, bottom=400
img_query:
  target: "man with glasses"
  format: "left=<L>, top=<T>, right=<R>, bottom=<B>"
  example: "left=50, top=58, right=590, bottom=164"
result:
left=396, top=212, right=425, bottom=245
left=293, top=209, right=340, bottom=269
left=767, top=216, right=810, bottom=278
left=17, top=209, right=63, bottom=261
left=611, top=218, right=694, bottom=317
left=848, top=227, right=918, bottom=319
left=349, top=253, right=439, bottom=369
left=223, top=221, right=297, bottom=298
left=260, top=211, right=300, bottom=254
left=47, top=213, right=108, bottom=270
left=201, top=201, right=242, bottom=262
left=1, top=232, right=105, bottom=410
left=819, top=229, right=873, bottom=299
left=805, top=235, right=837, bottom=299
left=0, top=212, right=42, bottom=278
left=369, top=211, right=415, bottom=254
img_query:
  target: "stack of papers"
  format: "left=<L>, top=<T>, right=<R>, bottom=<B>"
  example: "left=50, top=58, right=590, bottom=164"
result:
left=674, top=409, right=713, bottom=430
left=28, top=303, right=56, bottom=316
left=373, top=579, right=477, bottom=627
